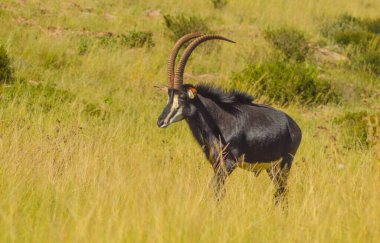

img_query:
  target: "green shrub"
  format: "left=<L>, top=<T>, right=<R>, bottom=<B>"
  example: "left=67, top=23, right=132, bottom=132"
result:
left=334, top=111, right=379, bottom=148
left=321, top=15, right=380, bottom=76
left=231, top=60, right=339, bottom=105
left=99, top=34, right=118, bottom=48
left=351, top=40, right=380, bottom=76
left=120, top=31, right=154, bottom=48
left=353, top=38, right=380, bottom=76
left=211, top=0, right=228, bottom=9
left=98, top=31, right=154, bottom=49
left=333, top=30, right=373, bottom=46
left=0, top=45, right=14, bottom=84
left=320, top=14, right=372, bottom=47
left=346, top=32, right=380, bottom=76
left=164, top=14, right=210, bottom=41
left=264, top=27, right=309, bottom=62
left=321, top=14, right=364, bottom=42
left=363, top=18, right=380, bottom=34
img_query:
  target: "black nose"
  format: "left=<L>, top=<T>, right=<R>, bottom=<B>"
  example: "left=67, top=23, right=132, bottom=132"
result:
left=157, top=119, right=164, bottom=127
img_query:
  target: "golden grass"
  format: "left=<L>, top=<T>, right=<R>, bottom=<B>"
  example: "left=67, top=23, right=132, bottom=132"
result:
left=0, top=0, right=379, bottom=242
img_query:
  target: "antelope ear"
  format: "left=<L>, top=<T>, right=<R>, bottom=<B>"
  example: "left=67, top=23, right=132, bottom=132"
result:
left=186, top=87, right=197, bottom=99
left=153, top=85, right=168, bottom=93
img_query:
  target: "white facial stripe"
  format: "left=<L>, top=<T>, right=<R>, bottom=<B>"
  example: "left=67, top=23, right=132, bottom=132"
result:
left=164, top=94, right=179, bottom=124
left=169, top=107, right=183, bottom=123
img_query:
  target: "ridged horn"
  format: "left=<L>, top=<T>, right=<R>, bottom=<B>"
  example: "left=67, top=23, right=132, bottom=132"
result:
left=173, top=35, right=235, bottom=90
left=167, top=33, right=203, bottom=88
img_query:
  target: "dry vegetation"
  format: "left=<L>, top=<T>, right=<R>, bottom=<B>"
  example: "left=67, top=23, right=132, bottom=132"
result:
left=0, top=0, right=379, bottom=242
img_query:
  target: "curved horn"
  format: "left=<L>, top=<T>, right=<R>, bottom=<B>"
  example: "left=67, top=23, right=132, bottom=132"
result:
left=173, top=35, right=235, bottom=90
left=167, top=33, right=203, bottom=88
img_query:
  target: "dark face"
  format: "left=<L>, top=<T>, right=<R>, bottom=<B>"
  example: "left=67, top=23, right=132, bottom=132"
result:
left=157, top=89, right=191, bottom=128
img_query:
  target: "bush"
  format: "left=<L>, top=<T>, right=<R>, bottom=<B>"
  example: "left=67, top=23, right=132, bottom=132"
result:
left=351, top=40, right=380, bottom=75
left=211, top=0, right=228, bottom=9
left=348, top=34, right=380, bottom=76
left=164, top=14, right=210, bottom=41
left=231, top=60, right=339, bottom=105
left=321, top=15, right=380, bottom=76
left=321, top=15, right=380, bottom=45
left=334, top=111, right=379, bottom=148
left=0, top=45, right=14, bottom=84
left=98, top=31, right=154, bottom=49
left=120, top=31, right=154, bottom=48
left=320, top=14, right=364, bottom=42
left=332, top=30, right=373, bottom=46
left=363, top=18, right=380, bottom=34
left=264, top=27, right=309, bottom=62
left=99, top=34, right=118, bottom=48
left=352, top=36, right=380, bottom=76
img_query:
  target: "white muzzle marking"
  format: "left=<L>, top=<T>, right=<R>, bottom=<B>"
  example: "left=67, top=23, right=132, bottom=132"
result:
left=163, top=95, right=181, bottom=125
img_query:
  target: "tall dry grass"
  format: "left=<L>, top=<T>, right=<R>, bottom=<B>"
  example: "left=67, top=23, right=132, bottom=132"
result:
left=0, top=0, right=379, bottom=242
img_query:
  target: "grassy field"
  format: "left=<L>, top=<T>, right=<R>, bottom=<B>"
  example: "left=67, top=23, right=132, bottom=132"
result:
left=0, top=0, right=379, bottom=242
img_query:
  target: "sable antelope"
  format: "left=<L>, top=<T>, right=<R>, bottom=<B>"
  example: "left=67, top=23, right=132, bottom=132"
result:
left=157, top=33, right=302, bottom=204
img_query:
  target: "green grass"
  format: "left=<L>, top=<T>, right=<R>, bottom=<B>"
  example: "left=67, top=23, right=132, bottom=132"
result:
left=0, top=0, right=379, bottom=242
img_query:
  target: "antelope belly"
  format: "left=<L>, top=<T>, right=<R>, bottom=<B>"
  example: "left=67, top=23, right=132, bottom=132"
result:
left=237, top=162, right=273, bottom=172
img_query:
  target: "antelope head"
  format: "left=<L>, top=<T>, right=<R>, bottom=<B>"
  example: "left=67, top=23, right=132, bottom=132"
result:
left=157, top=33, right=235, bottom=128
